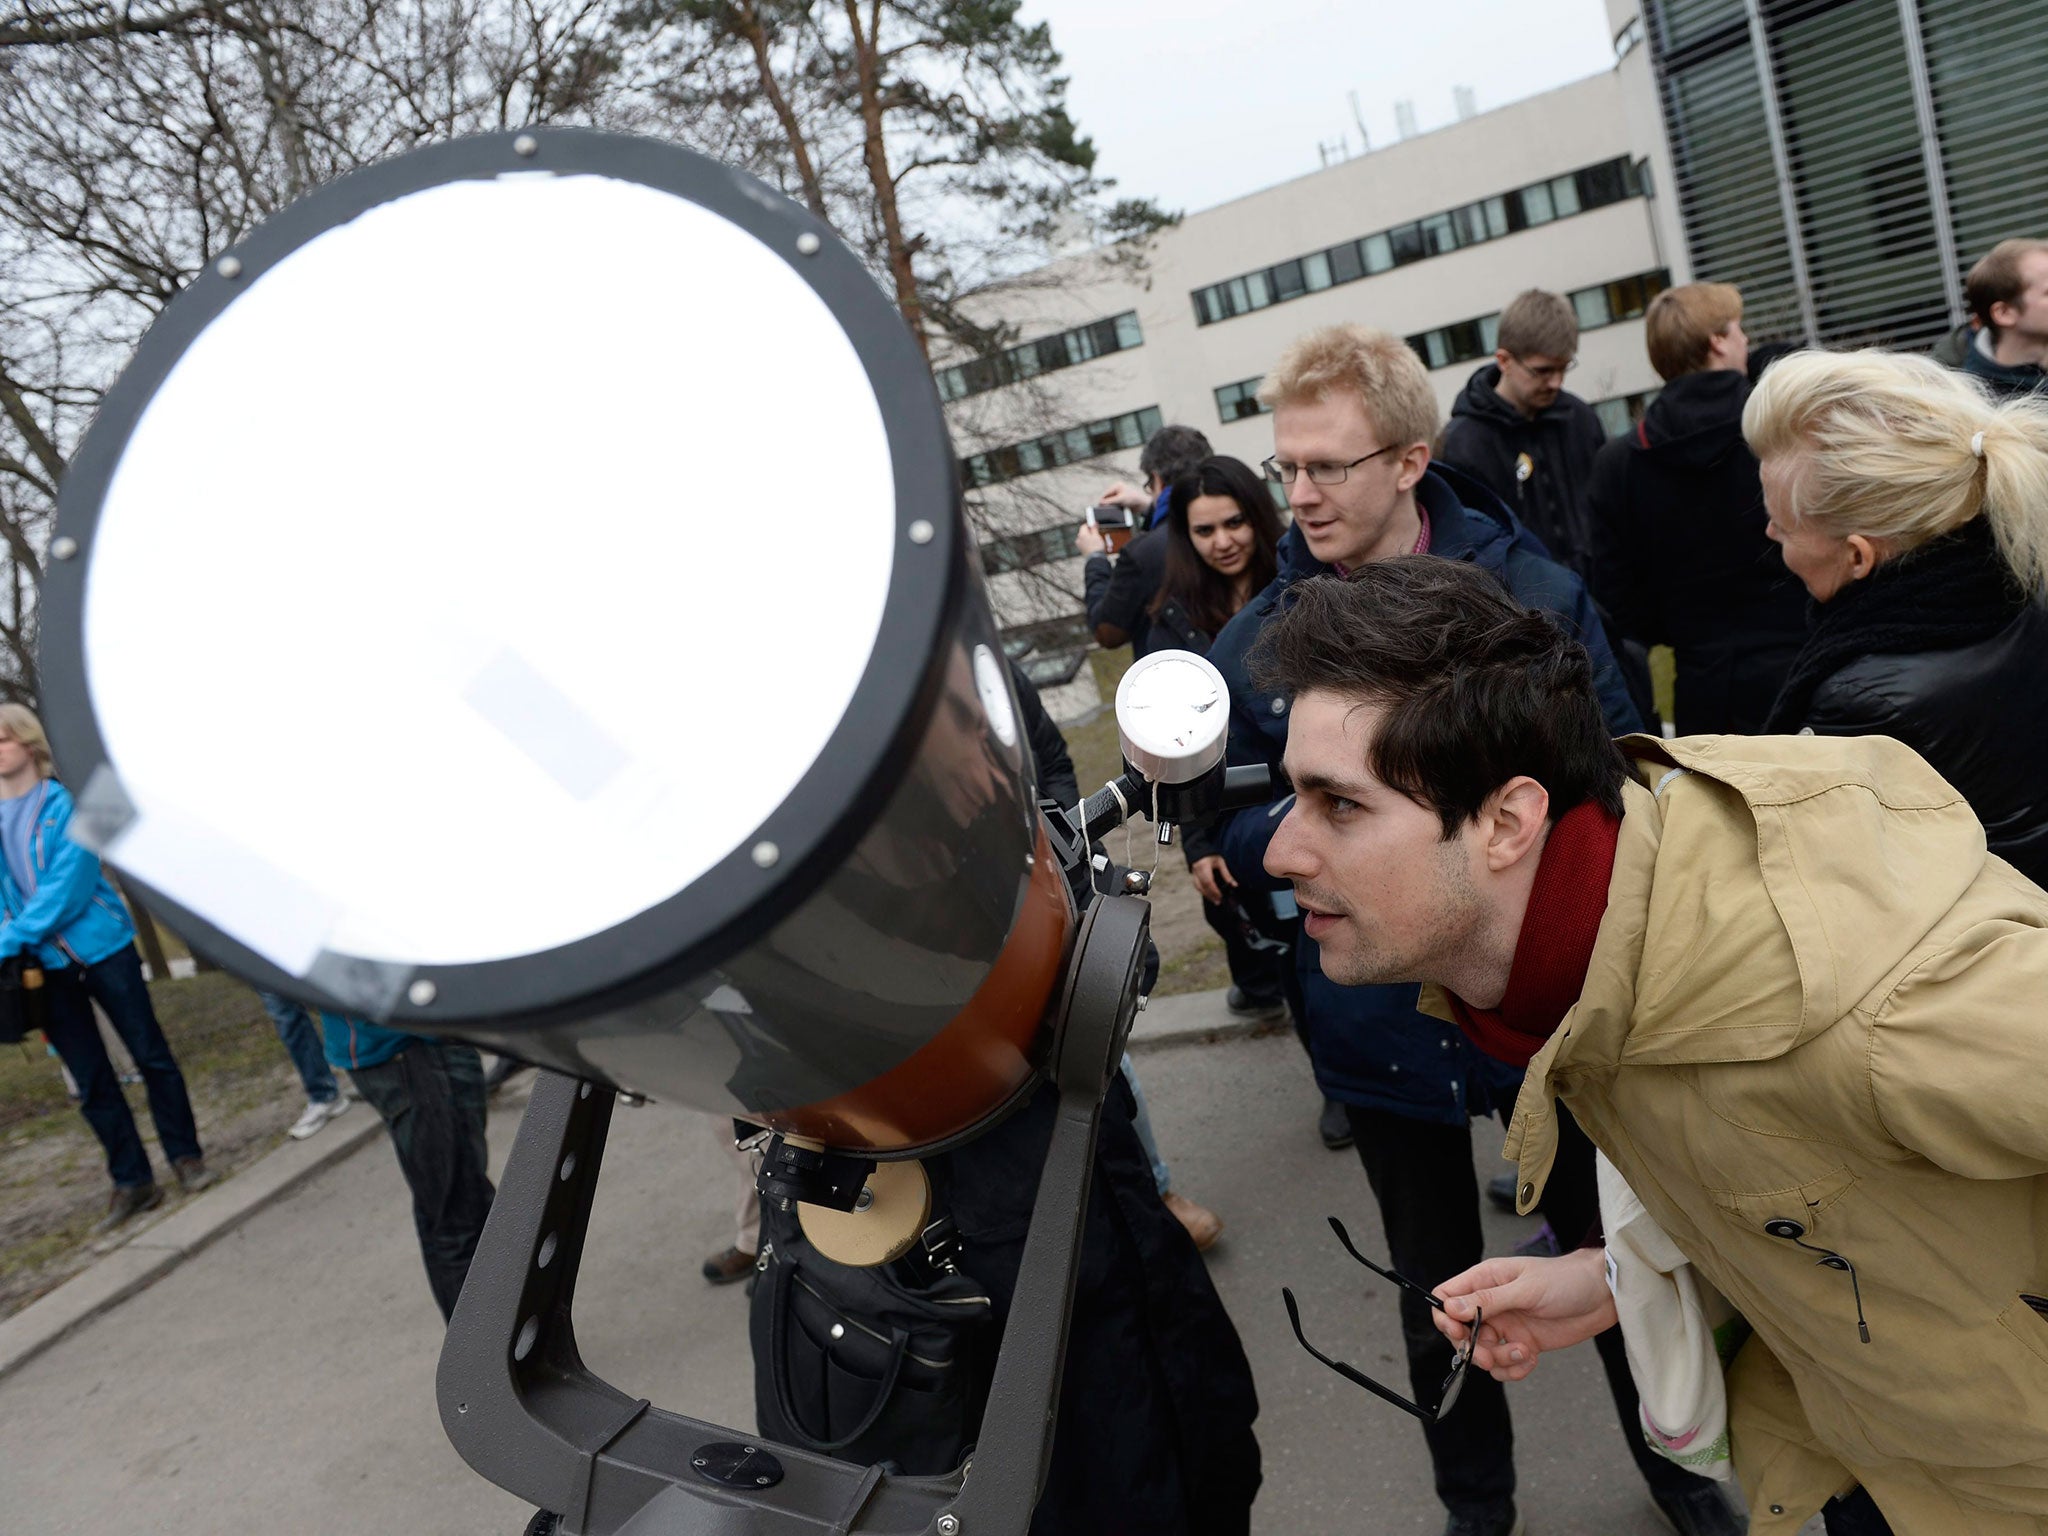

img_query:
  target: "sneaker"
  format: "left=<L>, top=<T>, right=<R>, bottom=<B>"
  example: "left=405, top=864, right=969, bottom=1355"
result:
left=1319, top=1098, right=1354, bottom=1151
left=92, top=1181, right=163, bottom=1235
left=1653, top=1484, right=1743, bottom=1536
left=1514, top=1222, right=1563, bottom=1259
left=288, top=1096, right=350, bottom=1140
left=1443, top=1503, right=1523, bottom=1536
left=1225, top=986, right=1287, bottom=1021
left=701, top=1246, right=757, bottom=1286
left=172, top=1156, right=218, bottom=1193
left=1485, top=1171, right=1520, bottom=1211
left=1162, top=1190, right=1223, bottom=1252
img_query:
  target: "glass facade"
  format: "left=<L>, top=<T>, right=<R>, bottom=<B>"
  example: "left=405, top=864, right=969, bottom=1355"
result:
left=1188, top=157, right=1645, bottom=327
left=1648, top=0, right=2048, bottom=349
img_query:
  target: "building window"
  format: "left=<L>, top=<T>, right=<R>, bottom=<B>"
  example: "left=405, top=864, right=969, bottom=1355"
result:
left=1214, top=377, right=1268, bottom=423
left=935, top=311, right=1145, bottom=404
left=1592, top=389, right=1661, bottom=438
left=961, top=405, right=1165, bottom=489
left=1407, top=270, right=1670, bottom=372
left=1186, top=155, right=1648, bottom=327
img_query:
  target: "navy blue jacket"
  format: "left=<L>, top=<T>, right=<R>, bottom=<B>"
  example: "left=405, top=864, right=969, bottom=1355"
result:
left=1208, top=462, right=1641, bottom=1123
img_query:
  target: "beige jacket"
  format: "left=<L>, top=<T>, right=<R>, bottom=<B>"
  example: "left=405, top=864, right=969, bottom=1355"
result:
left=1428, top=734, right=2048, bottom=1535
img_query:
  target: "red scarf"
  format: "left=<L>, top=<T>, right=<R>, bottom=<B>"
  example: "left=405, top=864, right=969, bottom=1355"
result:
left=1448, top=799, right=1621, bottom=1068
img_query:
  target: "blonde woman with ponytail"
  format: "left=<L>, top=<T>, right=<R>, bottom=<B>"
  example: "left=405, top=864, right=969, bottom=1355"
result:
left=1745, top=349, right=2048, bottom=884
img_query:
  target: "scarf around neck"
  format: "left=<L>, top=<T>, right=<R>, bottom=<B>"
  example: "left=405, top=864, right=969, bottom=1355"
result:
left=1763, top=516, right=2025, bottom=733
left=1448, top=798, right=1622, bottom=1069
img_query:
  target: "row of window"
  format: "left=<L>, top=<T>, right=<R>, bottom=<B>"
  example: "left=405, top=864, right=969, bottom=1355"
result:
left=1207, top=272, right=1669, bottom=422
left=936, top=312, right=1145, bottom=404
left=960, top=405, right=1165, bottom=490
left=1189, top=157, right=1646, bottom=328
left=1406, top=270, right=1671, bottom=371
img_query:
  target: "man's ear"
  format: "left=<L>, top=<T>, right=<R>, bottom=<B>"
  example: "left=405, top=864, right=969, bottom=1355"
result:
left=1395, top=441, right=1432, bottom=495
left=1480, top=776, right=1550, bottom=873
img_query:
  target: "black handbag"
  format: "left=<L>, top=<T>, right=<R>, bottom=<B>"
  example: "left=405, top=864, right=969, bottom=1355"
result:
left=0, top=951, right=49, bottom=1046
left=749, top=1212, right=994, bottom=1475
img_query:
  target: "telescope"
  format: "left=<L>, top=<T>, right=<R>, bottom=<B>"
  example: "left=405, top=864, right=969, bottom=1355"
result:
left=38, top=129, right=1273, bottom=1535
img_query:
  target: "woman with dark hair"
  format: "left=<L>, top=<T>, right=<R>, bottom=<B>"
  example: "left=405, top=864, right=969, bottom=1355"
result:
left=1147, top=456, right=1284, bottom=654
left=1146, top=459, right=1317, bottom=1120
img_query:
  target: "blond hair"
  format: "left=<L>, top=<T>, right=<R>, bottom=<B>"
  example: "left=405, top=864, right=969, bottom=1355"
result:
left=1743, top=348, right=2048, bottom=596
left=1257, top=324, right=1440, bottom=447
left=1496, top=290, right=1579, bottom=360
left=1644, top=282, right=1743, bottom=380
left=0, top=704, right=54, bottom=778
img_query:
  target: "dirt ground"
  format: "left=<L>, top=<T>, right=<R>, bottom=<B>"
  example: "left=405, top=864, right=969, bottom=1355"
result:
left=0, top=972, right=309, bottom=1320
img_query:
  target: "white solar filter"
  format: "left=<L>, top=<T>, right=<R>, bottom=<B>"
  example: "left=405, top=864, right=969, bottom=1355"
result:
left=81, top=172, right=896, bottom=973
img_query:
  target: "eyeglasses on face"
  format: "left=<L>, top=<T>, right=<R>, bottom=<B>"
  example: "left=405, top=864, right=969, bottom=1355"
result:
left=1260, top=443, right=1397, bottom=485
left=1510, top=354, right=1579, bottom=384
left=1282, top=1215, right=1478, bottom=1423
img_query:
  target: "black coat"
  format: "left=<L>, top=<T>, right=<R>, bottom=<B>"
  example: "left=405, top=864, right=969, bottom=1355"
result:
left=1764, top=521, right=2048, bottom=887
left=1084, top=529, right=1172, bottom=656
left=944, top=1078, right=1262, bottom=1536
left=1436, top=364, right=1608, bottom=575
left=1586, top=369, right=1809, bottom=734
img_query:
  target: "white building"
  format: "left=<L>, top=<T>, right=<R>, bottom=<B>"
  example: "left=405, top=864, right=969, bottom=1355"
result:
left=941, top=66, right=1674, bottom=710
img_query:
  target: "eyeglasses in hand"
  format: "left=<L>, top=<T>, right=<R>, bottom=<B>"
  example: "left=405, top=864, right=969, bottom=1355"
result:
left=1282, top=1215, right=1478, bottom=1422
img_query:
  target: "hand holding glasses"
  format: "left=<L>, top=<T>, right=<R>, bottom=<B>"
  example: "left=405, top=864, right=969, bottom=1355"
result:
left=1282, top=1216, right=1477, bottom=1422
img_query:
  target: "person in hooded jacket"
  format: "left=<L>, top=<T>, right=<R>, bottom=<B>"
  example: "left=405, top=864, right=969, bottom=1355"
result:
left=1209, top=326, right=1736, bottom=1536
left=1748, top=348, right=2048, bottom=886
left=1587, top=282, right=1809, bottom=734
left=1436, top=289, right=1609, bottom=577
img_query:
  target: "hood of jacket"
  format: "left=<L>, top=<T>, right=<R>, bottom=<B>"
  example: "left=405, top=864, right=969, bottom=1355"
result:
left=1634, top=369, right=1751, bottom=472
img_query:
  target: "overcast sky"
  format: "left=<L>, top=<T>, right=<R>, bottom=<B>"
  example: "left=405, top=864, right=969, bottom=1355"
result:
left=1019, top=0, right=1619, bottom=217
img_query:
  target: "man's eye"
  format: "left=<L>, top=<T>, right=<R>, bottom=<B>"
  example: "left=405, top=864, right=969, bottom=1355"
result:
left=1328, top=796, right=1360, bottom=815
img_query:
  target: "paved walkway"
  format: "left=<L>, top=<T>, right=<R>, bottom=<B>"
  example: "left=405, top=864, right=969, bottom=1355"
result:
left=0, top=998, right=1746, bottom=1535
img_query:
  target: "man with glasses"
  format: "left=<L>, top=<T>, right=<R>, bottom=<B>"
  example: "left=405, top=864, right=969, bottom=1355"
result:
left=1437, top=290, right=1608, bottom=577
left=1206, top=326, right=1735, bottom=1536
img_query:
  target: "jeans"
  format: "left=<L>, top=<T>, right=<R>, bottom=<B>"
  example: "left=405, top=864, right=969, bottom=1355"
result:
left=42, top=945, right=203, bottom=1189
left=348, top=1040, right=495, bottom=1320
left=256, top=989, right=339, bottom=1103
left=1346, top=1101, right=1717, bottom=1520
left=1120, top=1054, right=1171, bottom=1195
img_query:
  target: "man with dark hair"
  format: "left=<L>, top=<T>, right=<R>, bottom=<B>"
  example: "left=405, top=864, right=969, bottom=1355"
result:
left=1586, top=282, right=1807, bottom=733
left=1206, top=327, right=1730, bottom=1536
left=1959, top=238, right=2048, bottom=400
left=1077, top=423, right=1212, bottom=657
left=1257, top=557, right=2048, bottom=1536
left=1436, top=289, right=1608, bottom=575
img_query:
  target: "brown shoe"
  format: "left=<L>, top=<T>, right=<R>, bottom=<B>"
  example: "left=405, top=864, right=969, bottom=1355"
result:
left=701, top=1246, right=757, bottom=1285
left=1162, top=1190, right=1222, bottom=1252
left=92, top=1181, right=163, bottom=1235
left=173, top=1157, right=218, bottom=1194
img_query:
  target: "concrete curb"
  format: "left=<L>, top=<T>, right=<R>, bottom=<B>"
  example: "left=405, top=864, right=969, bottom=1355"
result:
left=1127, top=986, right=1291, bottom=1052
left=0, top=1106, right=384, bottom=1384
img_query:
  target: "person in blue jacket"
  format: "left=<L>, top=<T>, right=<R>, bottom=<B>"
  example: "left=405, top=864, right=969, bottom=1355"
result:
left=1208, top=328, right=1737, bottom=1536
left=0, top=704, right=214, bottom=1233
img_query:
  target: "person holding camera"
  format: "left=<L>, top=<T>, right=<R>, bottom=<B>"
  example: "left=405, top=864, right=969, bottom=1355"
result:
left=1075, top=423, right=1212, bottom=657
left=0, top=703, right=214, bottom=1234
